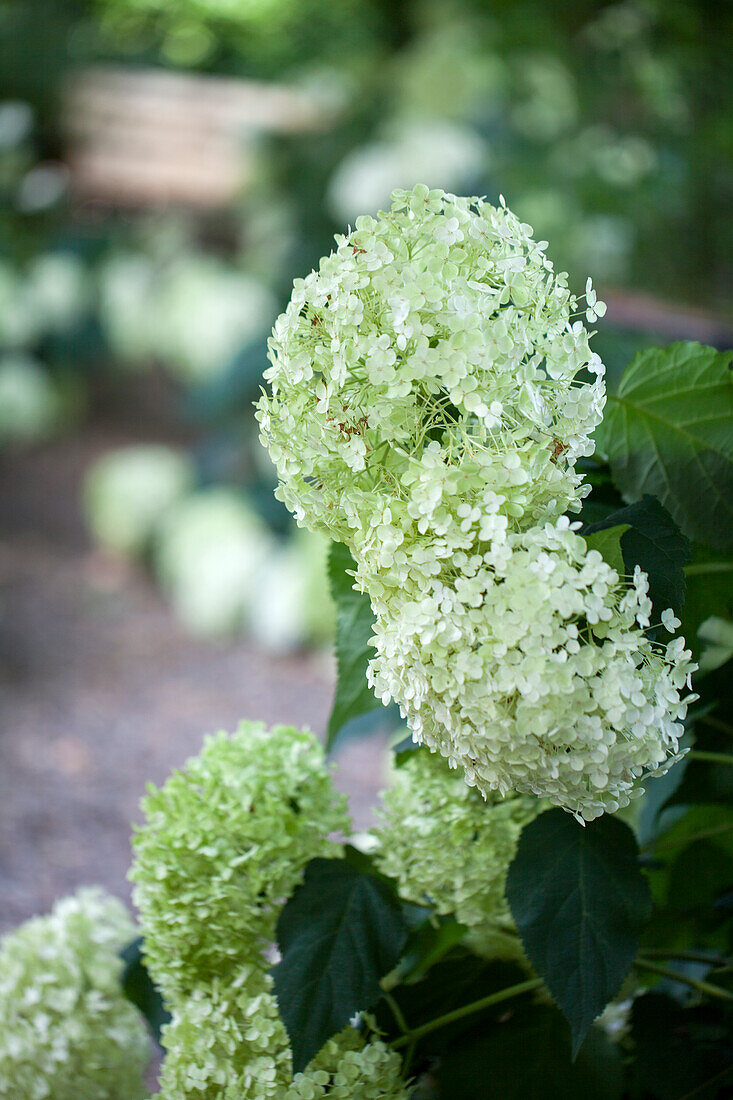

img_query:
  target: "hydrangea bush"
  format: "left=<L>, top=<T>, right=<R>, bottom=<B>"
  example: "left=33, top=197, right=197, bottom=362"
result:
left=0, top=888, right=150, bottom=1099
left=4, top=186, right=730, bottom=1097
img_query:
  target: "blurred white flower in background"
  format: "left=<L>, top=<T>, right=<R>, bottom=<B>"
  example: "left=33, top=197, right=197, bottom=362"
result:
left=327, top=120, right=486, bottom=225
left=98, top=252, right=277, bottom=383
left=248, top=528, right=334, bottom=653
left=83, top=444, right=195, bottom=557
left=0, top=353, right=61, bottom=442
left=154, top=487, right=272, bottom=637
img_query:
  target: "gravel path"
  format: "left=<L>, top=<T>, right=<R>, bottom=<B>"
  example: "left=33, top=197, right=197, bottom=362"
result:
left=0, top=432, right=390, bottom=935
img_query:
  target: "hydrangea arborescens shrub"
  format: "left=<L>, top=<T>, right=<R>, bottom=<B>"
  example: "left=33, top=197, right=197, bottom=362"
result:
left=0, top=887, right=150, bottom=1100
left=373, top=747, right=540, bottom=958
left=131, top=721, right=409, bottom=1098
left=256, top=185, right=606, bottom=585
left=259, top=185, right=696, bottom=820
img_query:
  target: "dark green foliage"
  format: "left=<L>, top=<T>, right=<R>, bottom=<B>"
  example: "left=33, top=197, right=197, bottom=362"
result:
left=273, top=857, right=409, bottom=1073
left=582, top=496, right=690, bottom=614
left=326, top=542, right=382, bottom=750
left=630, top=993, right=733, bottom=1099
left=506, top=810, right=652, bottom=1054
left=435, top=1003, right=624, bottom=1100
left=597, top=343, right=733, bottom=549
left=120, top=936, right=171, bottom=1044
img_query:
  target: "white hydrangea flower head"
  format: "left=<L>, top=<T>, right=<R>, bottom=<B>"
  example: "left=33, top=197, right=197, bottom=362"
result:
left=0, top=887, right=150, bottom=1100
left=258, top=184, right=606, bottom=573
left=373, top=747, right=540, bottom=951
left=368, top=519, right=697, bottom=821
left=130, top=721, right=351, bottom=1000
left=153, top=977, right=407, bottom=1100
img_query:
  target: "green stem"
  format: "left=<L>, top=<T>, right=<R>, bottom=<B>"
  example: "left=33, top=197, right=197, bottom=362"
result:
left=688, top=750, right=733, bottom=767
left=698, top=715, right=733, bottom=738
left=635, top=958, right=733, bottom=1002
left=648, top=820, right=733, bottom=854
left=640, top=948, right=731, bottom=968
left=383, top=992, right=409, bottom=1035
left=390, top=977, right=543, bottom=1050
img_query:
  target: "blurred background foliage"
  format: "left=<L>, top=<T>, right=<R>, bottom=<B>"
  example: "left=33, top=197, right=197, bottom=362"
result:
left=0, top=0, right=730, bottom=648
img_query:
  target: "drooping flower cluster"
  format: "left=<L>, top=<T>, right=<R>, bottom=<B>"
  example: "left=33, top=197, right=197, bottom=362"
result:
left=257, top=184, right=605, bottom=580
left=132, top=722, right=408, bottom=1098
left=373, top=748, right=539, bottom=958
left=368, top=519, right=695, bottom=820
left=0, top=887, right=150, bottom=1100
left=259, top=184, right=696, bottom=819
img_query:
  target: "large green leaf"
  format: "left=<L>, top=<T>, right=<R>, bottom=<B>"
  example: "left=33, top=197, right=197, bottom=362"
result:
left=326, top=541, right=380, bottom=750
left=506, top=809, right=651, bottom=1054
left=582, top=496, right=690, bottom=614
left=597, top=342, right=733, bottom=549
left=681, top=547, right=733, bottom=659
left=272, top=857, right=408, bottom=1073
left=583, top=524, right=628, bottom=575
left=435, top=1004, right=624, bottom=1100
left=120, top=937, right=171, bottom=1044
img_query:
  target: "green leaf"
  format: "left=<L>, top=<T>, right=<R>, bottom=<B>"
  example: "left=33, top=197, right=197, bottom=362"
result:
left=630, top=993, right=733, bottom=1099
left=583, top=524, right=629, bottom=575
left=326, top=542, right=381, bottom=750
left=385, top=916, right=468, bottom=988
left=120, top=937, right=171, bottom=1044
left=582, top=496, right=690, bottom=614
left=272, top=857, right=409, bottom=1073
left=597, top=342, right=733, bottom=549
left=681, top=548, right=733, bottom=659
left=665, top=727, right=733, bottom=810
left=506, top=809, right=652, bottom=1054
left=435, top=1004, right=624, bottom=1100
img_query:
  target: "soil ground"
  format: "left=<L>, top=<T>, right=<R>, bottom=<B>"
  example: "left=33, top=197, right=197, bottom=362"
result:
left=0, top=427, right=389, bottom=937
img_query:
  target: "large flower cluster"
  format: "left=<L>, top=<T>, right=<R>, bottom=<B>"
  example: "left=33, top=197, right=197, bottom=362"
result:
left=155, top=977, right=407, bottom=1100
left=368, top=519, right=695, bottom=820
left=0, top=887, right=150, bottom=1100
left=257, top=184, right=605, bottom=581
left=259, top=185, right=696, bottom=818
left=132, top=722, right=408, bottom=1098
left=130, top=721, right=350, bottom=1000
left=373, top=748, right=539, bottom=955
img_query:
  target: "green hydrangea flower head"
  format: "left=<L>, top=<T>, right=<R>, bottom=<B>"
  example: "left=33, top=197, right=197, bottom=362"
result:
left=153, top=977, right=408, bottom=1100
left=373, top=746, right=539, bottom=952
left=0, top=887, right=150, bottom=1100
left=130, top=721, right=351, bottom=999
left=153, top=971, right=290, bottom=1099
left=257, top=184, right=606, bottom=581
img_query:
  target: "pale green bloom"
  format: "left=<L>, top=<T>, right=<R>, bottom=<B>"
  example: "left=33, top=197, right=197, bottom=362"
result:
left=154, top=489, right=273, bottom=637
left=373, top=748, right=539, bottom=950
left=0, top=887, right=150, bottom=1100
left=84, top=444, right=195, bottom=557
left=368, top=519, right=696, bottom=821
left=258, top=184, right=605, bottom=581
left=130, top=721, right=350, bottom=1000
left=0, top=354, right=60, bottom=443
left=153, top=978, right=408, bottom=1100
